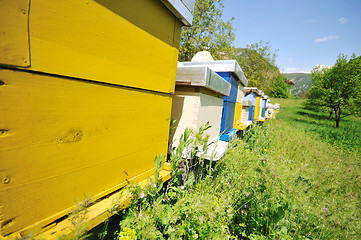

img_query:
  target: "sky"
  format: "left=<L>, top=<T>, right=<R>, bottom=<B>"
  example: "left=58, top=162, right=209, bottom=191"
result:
left=221, top=0, right=361, bottom=73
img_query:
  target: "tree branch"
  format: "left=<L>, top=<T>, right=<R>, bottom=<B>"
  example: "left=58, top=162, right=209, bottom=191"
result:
left=340, top=113, right=354, bottom=119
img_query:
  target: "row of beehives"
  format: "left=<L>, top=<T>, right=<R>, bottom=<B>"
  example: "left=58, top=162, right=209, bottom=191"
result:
left=0, top=1, right=280, bottom=238
left=169, top=57, right=280, bottom=161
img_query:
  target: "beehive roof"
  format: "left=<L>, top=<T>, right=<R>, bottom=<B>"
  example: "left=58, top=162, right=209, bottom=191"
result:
left=180, top=60, right=248, bottom=87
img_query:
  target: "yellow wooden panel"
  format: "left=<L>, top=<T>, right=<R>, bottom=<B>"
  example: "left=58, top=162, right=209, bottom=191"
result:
left=27, top=0, right=182, bottom=93
left=233, top=102, right=244, bottom=129
left=0, top=68, right=172, bottom=236
left=24, top=166, right=172, bottom=240
left=254, top=96, right=260, bottom=120
left=0, top=0, right=30, bottom=67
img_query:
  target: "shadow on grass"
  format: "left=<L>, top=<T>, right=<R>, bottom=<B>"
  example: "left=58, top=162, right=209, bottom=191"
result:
left=291, top=116, right=332, bottom=128
left=296, top=110, right=331, bottom=121
left=289, top=116, right=361, bottom=151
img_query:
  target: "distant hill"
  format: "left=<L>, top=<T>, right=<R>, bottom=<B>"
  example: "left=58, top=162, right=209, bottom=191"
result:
left=284, top=73, right=313, bottom=97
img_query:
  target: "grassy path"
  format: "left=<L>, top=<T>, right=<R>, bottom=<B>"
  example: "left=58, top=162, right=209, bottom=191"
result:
left=224, top=99, right=361, bottom=239
left=91, top=99, right=361, bottom=239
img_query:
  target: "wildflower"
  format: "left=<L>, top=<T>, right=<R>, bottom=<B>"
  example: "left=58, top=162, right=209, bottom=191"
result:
left=246, top=193, right=250, bottom=197
left=211, top=168, right=214, bottom=171
left=244, top=205, right=247, bottom=208
left=140, top=192, right=145, bottom=198
left=264, top=149, right=268, bottom=152
left=180, top=185, right=184, bottom=190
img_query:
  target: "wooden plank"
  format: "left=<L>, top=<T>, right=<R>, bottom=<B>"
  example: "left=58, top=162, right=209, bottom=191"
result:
left=0, top=0, right=30, bottom=67
left=197, top=91, right=224, bottom=140
left=241, top=106, right=249, bottom=123
left=254, top=96, right=261, bottom=120
left=0, top=68, right=172, bottom=236
left=236, top=84, right=244, bottom=103
left=170, top=89, right=223, bottom=144
left=27, top=0, right=181, bottom=93
left=233, top=102, right=243, bottom=129
left=220, top=101, right=236, bottom=133
left=217, top=72, right=238, bottom=103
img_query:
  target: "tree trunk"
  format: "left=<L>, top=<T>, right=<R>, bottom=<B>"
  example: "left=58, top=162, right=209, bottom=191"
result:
left=329, top=111, right=333, bottom=120
left=335, top=106, right=341, bottom=128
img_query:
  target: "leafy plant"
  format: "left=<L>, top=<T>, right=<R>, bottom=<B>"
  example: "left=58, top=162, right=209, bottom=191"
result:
left=305, top=54, right=361, bottom=127
left=179, top=0, right=235, bottom=61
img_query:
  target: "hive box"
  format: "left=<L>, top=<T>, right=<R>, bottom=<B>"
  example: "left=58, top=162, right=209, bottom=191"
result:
left=234, top=84, right=249, bottom=130
left=181, top=60, right=248, bottom=140
left=261, top=96, right=268, bottom=118
left=244, top=88, right=260, bottom=122
left=171, top=65, right=231, bottom=145
left=0, top=0, right=195, bottom=237
left=255, top=90, right=265, bottom=122
left=241, top=100, right=253, bottom=126
left=245, top=87, right=265, bottom=122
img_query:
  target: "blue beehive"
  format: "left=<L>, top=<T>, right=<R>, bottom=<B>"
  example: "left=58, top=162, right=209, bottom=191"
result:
left=220, top=101, right=236, bottom=133
left=244, top=89, right=258, bottom=121
left=261, top=97, right=267, bottom=117
left=249, top=105, right=255, bottom=121
left=217, top=72, right=239, bottom=133
left=217, top=72, right=239, bottom=103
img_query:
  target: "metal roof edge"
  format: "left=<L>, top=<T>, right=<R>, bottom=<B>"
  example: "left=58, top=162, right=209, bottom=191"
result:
left=175, top=66, right=231, bottom=96
left=180, top=60, right=248, bottom=86
left=160, top=0, right=195, bottom=26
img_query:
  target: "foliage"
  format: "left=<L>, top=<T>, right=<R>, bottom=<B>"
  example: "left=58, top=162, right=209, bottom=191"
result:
left=179, top=0, right=235, bottom=61
left=305, top=54, right=361, bottom=127
left=103, top=101, right=361, bottom=239
left=271, top=75, right=292, bottom=99
left=235, top=40, right=290, bottom=98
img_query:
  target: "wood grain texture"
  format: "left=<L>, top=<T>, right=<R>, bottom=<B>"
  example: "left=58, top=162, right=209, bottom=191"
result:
left=0, top=68, right=172, bottom=236
left=0, top=0, right=30, bottom=67
left=233, top=102, right=243, bottom=128
left=254, top=96, right=261, bottom=121
left=170, top=89, right=223, bottom=145
left=27, top=0, right=181, bottom=93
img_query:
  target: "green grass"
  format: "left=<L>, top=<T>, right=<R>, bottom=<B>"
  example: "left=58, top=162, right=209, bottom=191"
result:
left=89, top=99, right=361, bottom=239
left=275, top=98, right=361, bottom=152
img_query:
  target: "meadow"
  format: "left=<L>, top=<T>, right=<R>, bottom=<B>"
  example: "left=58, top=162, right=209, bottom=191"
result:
left=87, top=99, right=361, bottom=240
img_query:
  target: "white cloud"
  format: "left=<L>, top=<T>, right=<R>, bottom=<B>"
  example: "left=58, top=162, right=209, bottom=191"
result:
left=338, top=17, right=348, bottom=24
left=288, top=57, right=293, bottom=64
left=314, top=35, right=339, bottom=43
left=282, top=68, right=311, bottom=74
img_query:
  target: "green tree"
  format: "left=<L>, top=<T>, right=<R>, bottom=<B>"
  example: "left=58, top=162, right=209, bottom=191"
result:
left=271, top=75, right=292, bottom=98
left=307, top=54, right=361, bottom=127
left=179, top=0, right=235, bottom=61
left=235, top=40, right=289, bottom=98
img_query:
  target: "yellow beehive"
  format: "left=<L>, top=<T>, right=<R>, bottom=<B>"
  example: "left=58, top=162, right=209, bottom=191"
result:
left=0, top=0, right=195, bottom=237
left=254, top=90, right=265, bottom=122
left=233, top=84, right=248, bottom=130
